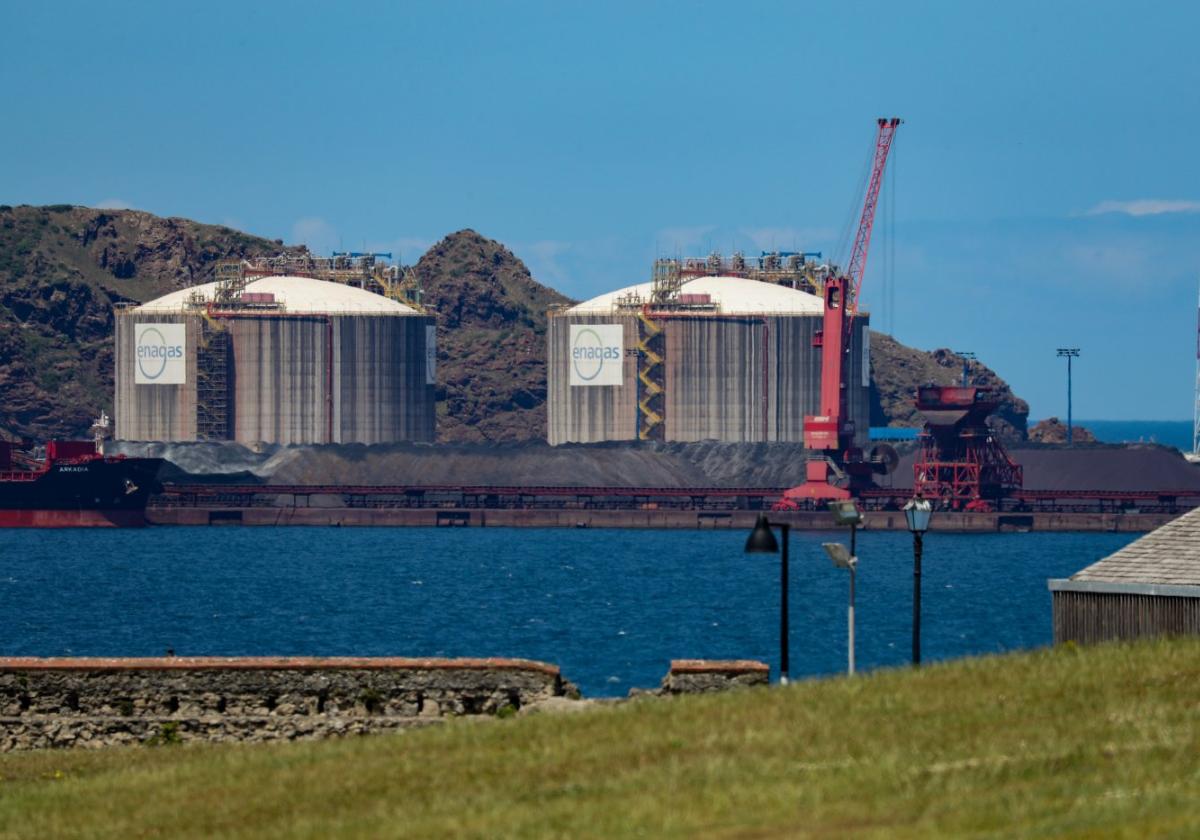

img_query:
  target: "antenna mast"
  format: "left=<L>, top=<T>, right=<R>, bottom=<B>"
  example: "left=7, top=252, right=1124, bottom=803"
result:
left=1193, top=279, right=1200, bottom=459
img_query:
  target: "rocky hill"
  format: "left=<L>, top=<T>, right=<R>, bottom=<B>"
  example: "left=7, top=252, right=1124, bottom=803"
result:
left=868, top=332, right=1029, bottom=439
left=415, top=230, right=571, bottom=442
left=0, top=205, right=299, bottom=438
left=0, top=205, right=1030, bottom=444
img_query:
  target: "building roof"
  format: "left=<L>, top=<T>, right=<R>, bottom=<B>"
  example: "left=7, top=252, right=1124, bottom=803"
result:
left=1050, top=506, right=1200, bottom=594
left=566, top=275, right=826, bottom=315
left=133, top=275, right=418, bottom=315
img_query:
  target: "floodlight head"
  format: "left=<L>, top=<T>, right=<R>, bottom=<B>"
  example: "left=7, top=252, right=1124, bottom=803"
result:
left=822, top=542, right=855, bottom=569
left=903, top=497, right=933, bottom=534
left=827, top=499, right=863, bottom=527
left=745, top=514, right=779, bottom=554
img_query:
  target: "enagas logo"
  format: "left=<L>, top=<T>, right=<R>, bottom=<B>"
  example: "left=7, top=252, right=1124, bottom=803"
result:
left=133, top=323, right=186, bottom=385
left=571, top=328, right=618, bottom=381
left=569, top=324, right=623, bottom=386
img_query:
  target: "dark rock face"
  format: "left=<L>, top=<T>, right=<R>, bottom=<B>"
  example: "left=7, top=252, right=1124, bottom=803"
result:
left=869, top=332, right=1029, bottom=439
left=414, top=229, right=571, bottom=443
left=0, top=205, right=298, bottom=439
left=1028, top=417, right=1097, bottom=444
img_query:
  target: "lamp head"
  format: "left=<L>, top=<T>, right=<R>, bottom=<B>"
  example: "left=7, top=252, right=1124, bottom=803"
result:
left=744, top=513, right=779, bottom=554
left=827, top=499, right=864, bottom=527
left=822, top=542, right=856, bottom=569
left=903, top=497, right=933, bottom=534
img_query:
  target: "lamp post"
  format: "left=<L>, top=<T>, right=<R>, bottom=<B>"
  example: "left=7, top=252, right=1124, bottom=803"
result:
left=825, top=499, right=864, bottom=676
left=822, top=542, right=857, bottom=675
left=745, top=513, right=790, bottom=684
left=1057, top=348, right=1080, bottom=445
left=903, top=496, right=933, bottom=666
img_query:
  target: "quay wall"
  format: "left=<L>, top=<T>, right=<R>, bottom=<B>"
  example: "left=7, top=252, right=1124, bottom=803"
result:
left=146, top=507, right=1181, bottom=533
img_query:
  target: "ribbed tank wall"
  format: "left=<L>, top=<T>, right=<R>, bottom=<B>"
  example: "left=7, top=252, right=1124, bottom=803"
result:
left=113, top=313, right=199, bottom=441
left=845, top=316, right=871, bottom=448
left=332, top=314, right=435, bottom=444
left=230, top=317, right=330, bottom=445
left=546, top=314, right=639, bottom=444
left=664, top=317, right=769, bottom=442
left=767, top=315, right=870, bottom=446
left=546, top=311, right=870, bottom=446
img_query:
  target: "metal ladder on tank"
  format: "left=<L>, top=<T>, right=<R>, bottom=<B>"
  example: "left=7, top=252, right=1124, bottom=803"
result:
left=637, top=308, right=665, bottom=440
left=195, top=312, right=231, bottom=440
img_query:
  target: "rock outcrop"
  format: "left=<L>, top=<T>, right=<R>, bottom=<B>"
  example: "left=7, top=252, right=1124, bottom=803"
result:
left=1028, top=417, right=1097, bottom=445
left=414, top=229, right=571, bottom=442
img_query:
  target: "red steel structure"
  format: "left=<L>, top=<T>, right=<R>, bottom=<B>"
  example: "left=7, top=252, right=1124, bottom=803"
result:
left=912, top=385, right=1023, bottom=510
left=777, top=117, right=901, bottom=505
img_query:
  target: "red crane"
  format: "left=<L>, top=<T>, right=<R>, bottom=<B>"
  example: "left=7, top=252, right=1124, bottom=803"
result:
left=777, top=117, right=901, bottom=506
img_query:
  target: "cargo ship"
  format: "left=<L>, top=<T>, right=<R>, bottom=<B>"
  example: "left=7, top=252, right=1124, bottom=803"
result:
left=0, top=419, right=163, bottom=527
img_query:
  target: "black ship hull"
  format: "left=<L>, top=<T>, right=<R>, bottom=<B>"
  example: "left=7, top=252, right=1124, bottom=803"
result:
left=0, top=456, right=164, bottom=527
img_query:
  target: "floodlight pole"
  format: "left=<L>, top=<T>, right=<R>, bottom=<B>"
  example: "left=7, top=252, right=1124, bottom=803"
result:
left=1057, top=348, right=1080, bottom=445
left=956, top=351, right=976, bottom=387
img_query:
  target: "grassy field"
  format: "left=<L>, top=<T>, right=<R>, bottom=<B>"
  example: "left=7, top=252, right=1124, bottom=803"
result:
left=3, top=639, right=1200, bottom=838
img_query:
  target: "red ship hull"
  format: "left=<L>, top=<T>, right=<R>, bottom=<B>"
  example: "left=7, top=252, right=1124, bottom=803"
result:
left=0, top=508, right=151, bottom=528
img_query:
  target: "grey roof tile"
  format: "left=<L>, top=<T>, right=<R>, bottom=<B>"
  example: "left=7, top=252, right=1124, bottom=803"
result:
left=1072, top=506, right=1200, bottom=585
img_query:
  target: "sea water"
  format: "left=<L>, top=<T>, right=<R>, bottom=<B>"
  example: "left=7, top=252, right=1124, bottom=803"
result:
left=0, top=527, right=1136, bottom=696
left=1073, top=419, right=1191, bottom=451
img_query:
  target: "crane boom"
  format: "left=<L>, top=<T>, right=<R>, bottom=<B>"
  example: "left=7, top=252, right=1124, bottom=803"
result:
left=777, top=117, right=901, bottom=505
left=845, top=117, right=901, bottom=341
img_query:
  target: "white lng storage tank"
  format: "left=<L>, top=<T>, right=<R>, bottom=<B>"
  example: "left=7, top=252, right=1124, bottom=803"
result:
left=115, top=275, right=436, bottom=445
left=547, top=273, right=870, bottom=445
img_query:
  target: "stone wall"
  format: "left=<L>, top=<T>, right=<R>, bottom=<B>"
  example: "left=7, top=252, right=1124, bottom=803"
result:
left=659, top=660, right=770, bottom=694
left=0, top=656, right=570, bottom=751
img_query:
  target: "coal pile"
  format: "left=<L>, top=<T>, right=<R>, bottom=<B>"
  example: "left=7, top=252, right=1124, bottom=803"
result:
left=883, top=445, right=1200, bottom=492
left=115, top=440, right=813, bottom=488
left=115, top=440, right=1200, bottom=493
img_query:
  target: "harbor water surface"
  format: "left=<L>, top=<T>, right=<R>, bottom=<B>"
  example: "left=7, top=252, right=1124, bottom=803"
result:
left=1, top=528, right=1136, bottom=696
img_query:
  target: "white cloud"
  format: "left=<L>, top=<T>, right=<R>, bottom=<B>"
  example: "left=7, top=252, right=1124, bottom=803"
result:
left=1085, top=199, right=1200, bottom=217
left=290, top=217, right=338, bottom=255
left=519, top=240, right=572, bottom=287
left=96, top=198, right=135, bottom=210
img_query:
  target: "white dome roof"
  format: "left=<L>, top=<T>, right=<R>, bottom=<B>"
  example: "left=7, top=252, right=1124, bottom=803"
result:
left=133, top=275, right=418, bottom=315
left=567, top=275, right=825, bottom=316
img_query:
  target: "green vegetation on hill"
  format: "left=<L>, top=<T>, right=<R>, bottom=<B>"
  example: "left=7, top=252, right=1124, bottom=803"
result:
left=3, top=639, right=1199, bottom=838
left=415, top=229, right=572, bottom=442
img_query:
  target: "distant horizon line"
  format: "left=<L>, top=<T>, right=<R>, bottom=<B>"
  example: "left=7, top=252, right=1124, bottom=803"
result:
left=1036, top=418, right=1192, bottom=423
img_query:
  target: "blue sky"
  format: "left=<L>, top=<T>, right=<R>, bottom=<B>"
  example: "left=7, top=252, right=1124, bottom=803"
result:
left=3, top=1, right=1199, bottom=420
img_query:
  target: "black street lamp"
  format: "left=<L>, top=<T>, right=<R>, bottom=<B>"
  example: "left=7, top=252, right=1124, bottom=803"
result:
left=745, top=513, right=790, bottom=684
left=903, top=497, right=933, bottom=666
